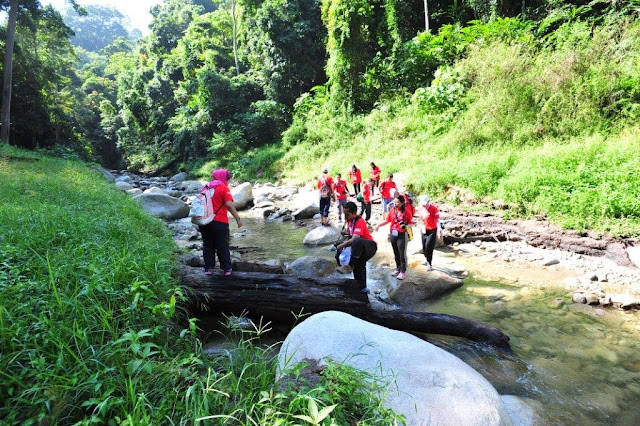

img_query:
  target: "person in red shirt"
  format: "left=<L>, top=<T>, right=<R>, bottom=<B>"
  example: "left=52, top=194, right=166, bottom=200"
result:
left=370, top=162, right=381, bottom=195
left=336, top=202, right=377, bottom=294
left=358, top=178, right=373, bottom=221
left=418, top=195, right=441, bottom=271
left=349, top=165, right=362, bottom=195
left=199, top=169, right=243, bottom=276
left=317, top=167, right=334, bottom=226
left=334, top=173, right=349, bottom=222
left=379, top=173, right=398, bottom=215
left=375, top=195, right=413, bottom=280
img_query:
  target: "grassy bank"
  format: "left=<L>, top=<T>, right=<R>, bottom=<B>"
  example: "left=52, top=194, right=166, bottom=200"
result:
left=277, top=19, right=640, bottom=237
left=0, top=146, right=400, bottom=424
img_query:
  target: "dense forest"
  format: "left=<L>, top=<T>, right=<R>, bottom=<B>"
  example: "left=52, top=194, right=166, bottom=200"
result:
left=1, top=0, right=640, bottom=234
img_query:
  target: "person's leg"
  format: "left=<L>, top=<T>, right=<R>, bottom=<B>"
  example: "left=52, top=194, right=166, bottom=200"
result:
left=212, top=221, right=232, bottom=273
left=199, top=223, right=216, bottom=272
left=359, top=200, right=365, bottom=217
left=355, top=183, right=360, bottom=195
left=424, top=228, right=437, bottom=265
left=390, top=234, right=401, bottom=272
left=364, top=202, right=371, bottom=221
left=398, top=233, right=407, bottom=273
left=320, top=197, right=329, bottom=225
left=338, top=199, right=345, bottom=220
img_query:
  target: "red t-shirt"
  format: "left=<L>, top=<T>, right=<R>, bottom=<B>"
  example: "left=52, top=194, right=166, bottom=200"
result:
left=348, top=216, right=374, bottom=241
left=349, top=170, right=362, bottom=184
left=371, top=166, right=381, bottom=181
left=362, top=183, right=371, bottom=203
left=386, top=207, right=413, bottom=233
left=335, top=179, right=348, bottom=200
left=419, top=204, right=440, bottom=230
left=317, top=175, right=334, bottom=197
left=212, top=184, right=234, bottom=224
left=380, top=180, right=397, bottom=199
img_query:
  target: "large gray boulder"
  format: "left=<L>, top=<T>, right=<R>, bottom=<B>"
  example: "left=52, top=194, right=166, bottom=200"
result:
left=285, top=256, right=335, bottom=278
left=178, top=180, right=208, bottom=194
left=144, top=186, right=168, bottom=195
left=170, top=172, right=188, bottom=182
left=303, top=226, right=340, bottom=245
left=278, top=311, right=514, bottom=426
left=232, top=182, right=253, bottom=210
left=385, top=268, right=465, bottom=304
left=115, top=181, right=133, bottom=191
left=133, top=193, right=190, bottom=220
left=292, top=192, right=320, bottom=219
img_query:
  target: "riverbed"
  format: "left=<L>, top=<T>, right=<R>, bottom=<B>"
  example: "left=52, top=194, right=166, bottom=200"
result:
left=228, top=214, right=640, bottom=425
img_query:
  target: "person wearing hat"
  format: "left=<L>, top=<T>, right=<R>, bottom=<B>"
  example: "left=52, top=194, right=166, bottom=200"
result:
left=418, top=195, right=441, bottom=271
left=317, top=167, right=335, bottom=226
left=379, top=173, right=397, bottom=215
left=349, top=164, right=362, bottom=195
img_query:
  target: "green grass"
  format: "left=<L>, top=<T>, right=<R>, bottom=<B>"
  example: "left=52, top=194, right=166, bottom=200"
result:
left=0, top=146, right=401, bottom=425
left=276, top=19, right=640, bottom=237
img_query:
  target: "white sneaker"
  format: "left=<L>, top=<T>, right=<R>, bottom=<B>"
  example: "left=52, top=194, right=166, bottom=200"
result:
left=397, top=272, right=406, bottom=280
left=391, top=270, right=400, bottom=277
left=425, top=263, right=433, bottom=271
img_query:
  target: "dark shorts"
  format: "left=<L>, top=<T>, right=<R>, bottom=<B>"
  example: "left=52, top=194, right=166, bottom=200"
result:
left=320, top=197, right=331, bottom=217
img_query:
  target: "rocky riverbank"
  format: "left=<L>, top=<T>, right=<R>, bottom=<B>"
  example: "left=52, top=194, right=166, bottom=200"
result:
left=103, top=168, right=640, bottom=310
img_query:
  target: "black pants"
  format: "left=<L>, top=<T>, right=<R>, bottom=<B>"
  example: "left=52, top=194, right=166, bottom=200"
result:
left=353, top=182, right=361, bottom=195
left=359, top=201, right=371, bottom=221
left=422, top=228, right=437, bottom=265
left=390, top=232, right=408, bottom=273
left=336, top=238, right=377, bottom=288
left=199, top=220, right=231, bottom=272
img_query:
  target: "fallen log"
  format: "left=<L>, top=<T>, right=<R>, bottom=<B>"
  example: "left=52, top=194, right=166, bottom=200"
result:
left=181, top=266, right=511, bottom=351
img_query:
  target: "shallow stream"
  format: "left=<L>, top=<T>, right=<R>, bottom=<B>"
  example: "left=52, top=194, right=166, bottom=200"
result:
left=228, top=215, right=640, bottom=425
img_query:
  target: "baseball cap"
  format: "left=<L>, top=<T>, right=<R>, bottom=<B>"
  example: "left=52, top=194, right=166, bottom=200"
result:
left=322, top=167, right=328, bottom=173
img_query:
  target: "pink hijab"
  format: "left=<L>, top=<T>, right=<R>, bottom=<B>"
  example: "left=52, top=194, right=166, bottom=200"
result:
left=202, top=168, right=232, bottom=191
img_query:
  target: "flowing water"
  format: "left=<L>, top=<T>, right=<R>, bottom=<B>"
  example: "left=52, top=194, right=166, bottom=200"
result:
left=229, top=215, right=640, bottom=425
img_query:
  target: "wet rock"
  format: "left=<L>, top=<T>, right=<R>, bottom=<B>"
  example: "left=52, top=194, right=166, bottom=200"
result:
left=177, top=180, right=208, bottom=194
left=126, top=188, right=143, bottom=196
left=285, top=256, right=335, bottom=278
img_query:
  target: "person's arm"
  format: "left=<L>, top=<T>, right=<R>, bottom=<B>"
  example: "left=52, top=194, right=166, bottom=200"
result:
left=225, top=201, right=243, bottom=228
left=375, top=219, right=390, bottom=232
left=337, top=233, right=360, bottom=251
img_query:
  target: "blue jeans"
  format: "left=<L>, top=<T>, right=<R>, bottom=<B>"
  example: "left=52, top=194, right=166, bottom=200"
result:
left=383, top=198, right=394, bottom=212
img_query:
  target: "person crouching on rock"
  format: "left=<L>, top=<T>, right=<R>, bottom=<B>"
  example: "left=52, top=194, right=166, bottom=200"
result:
left=375, top=194, right=413, bottom=280
left=200, top=169, right=243, bottom=276
left=335, top=202, right=377, bottom=294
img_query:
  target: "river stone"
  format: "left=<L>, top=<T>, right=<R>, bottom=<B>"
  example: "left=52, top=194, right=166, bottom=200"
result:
left=126, top=188, right=143, bottom=197
left=293, top=202, right=320, bottom=220
left=170, top=172, right=188, bottom=182
left=285, top=256, right=335, bottom=278
left=115, top=181, right=133, bottom=191
left=144, top=186, right=168, bottom=195
left=133, top=193, right=190, bottom=220
left=277, top=311, right=513, bottom=426
left=115, top=175, right=132, bottom=184
left=500, top=395, right=539, bottom=426
left=178, top=180, right=208, bottom=194
left=626, top=245, right=640, bottom=269
left=94, top=166, right=115, bottom=182
left=232, top=182, right=253, bottom=210
left=302, top=226, right=340, bottom=245
left=386, top=269, right=464, bottom=304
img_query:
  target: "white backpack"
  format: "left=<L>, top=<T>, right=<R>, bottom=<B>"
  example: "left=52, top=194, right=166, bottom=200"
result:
left=190, top=187, right=216, bottom=226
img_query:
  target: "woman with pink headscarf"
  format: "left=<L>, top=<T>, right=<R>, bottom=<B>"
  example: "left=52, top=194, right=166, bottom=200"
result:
left=199, top=169, right=243, bottom=276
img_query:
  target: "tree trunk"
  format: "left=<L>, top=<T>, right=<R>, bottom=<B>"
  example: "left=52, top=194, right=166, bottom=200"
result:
left=423, top=0, right=429, bottom=32
left=231, top=0, right=239, bottom=76
left=1, top=0, right=20, bottom=144
left=181, top=267, right=511, bottom=351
